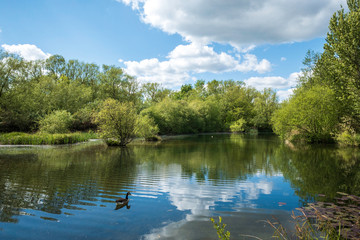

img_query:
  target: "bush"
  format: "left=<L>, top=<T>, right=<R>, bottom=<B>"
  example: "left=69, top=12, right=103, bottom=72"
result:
left=336, top=130, right=360, bottom=147
left=229, top=118, right=246, bottom=133
left=72, top=104, right=98, bottom=131
left=136, top=115, right=159, bottom=140
left=39, top=110, right=73, bottom=134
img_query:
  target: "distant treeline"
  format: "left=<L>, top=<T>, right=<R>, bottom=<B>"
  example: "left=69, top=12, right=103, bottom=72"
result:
left=0, top=51, right=278, bottom=135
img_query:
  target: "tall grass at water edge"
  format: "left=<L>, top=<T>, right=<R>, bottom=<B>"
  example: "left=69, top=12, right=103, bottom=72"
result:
left=0, top=132, right=98, bottom=145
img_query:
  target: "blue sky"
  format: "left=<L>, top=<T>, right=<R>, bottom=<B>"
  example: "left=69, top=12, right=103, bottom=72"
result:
left=0, top=0, right=346, bottom=99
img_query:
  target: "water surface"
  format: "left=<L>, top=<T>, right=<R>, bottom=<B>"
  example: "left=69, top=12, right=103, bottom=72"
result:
left=0, top=134, right=359, bottom=239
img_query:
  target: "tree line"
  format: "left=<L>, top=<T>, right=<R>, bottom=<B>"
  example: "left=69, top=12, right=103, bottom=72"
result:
left=0, top=50, right=278, bottom=143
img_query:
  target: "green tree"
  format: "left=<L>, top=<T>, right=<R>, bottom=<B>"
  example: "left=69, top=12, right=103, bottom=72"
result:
left=314, top=0, right=360, bottom=129
left=252, top=88, right=278, bottom=130
left=0, top=51, right=24, bottom=98
left=45, top=55, right=66, bottom=76
left=98, top=65, right=126, bottom=100
left=142, top=82, right=170, bottom=104
left=94, top=99, right=137, bottom=146
left=272, top=85, right=340, bottom=142
left=143, top=98, right=202, bottom=134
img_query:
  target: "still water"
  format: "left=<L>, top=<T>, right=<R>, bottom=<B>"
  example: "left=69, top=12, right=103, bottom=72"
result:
left=0, top=134, right=359, bottom=239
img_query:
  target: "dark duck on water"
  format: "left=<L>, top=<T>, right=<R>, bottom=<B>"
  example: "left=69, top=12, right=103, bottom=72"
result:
left=116, top=192, right=131, bottom=205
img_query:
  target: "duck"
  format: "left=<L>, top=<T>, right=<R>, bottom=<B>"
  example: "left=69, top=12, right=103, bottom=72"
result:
left=115, top=192, right=131, bottom=205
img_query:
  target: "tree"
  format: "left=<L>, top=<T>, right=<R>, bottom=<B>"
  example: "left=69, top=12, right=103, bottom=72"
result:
left=252, top=88, right=278, bottom=130
left=272, top=85, right=341, bottom=142
left=45, top=55, right=66, bottom=76
left=98, top=65, right=126, bottom=100
left=0, top=51, right=24, bottom=98
left=142, top=82, right=169, bottom=104
left=314, top=0, right=360, bottom=129
left=94, top=99, right=137, bottom=146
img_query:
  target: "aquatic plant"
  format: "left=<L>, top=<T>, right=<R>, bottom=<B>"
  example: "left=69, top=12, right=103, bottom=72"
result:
left=211, top=216, right=231, bottom=240
left=300, top=192, right=360, bottom=239
left=268, top=192, right=359, bottom=240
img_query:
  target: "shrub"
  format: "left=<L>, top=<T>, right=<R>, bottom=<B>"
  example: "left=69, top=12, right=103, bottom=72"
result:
left=136, top=115, right=159, bottom=141
left=72, top=105, right=98, bottom=131
left=229, top=118, right=246, bottom=133
left=39, top=110, right=73, bottom=134
left=336, top=130, right=360, bottom=147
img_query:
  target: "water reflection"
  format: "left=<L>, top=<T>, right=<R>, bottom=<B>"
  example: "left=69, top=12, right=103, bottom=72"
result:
left=0, top=134, right=359, bottom=239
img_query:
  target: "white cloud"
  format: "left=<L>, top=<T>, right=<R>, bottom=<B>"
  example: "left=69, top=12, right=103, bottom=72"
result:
left=136, top=163, right=278, bottom=239
left=1, top=44, right=51, bottom=61
left=245, top=72, right=300, bottom=90
left=281, top=57, right=287, bottom=62
left=120, top=0, right=345, bottom=47
left=276, top=89, right=295, bottom=100
left=123, top=43, right=271, bottom=88
left=245, top=72, right=300, bottom=100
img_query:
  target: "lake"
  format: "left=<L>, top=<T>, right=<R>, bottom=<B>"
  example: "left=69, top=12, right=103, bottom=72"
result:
left=0, top=134, right=359, bottom=239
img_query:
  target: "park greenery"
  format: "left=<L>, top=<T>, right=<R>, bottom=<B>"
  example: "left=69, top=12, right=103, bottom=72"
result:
left=0, top=0, right=360, bottom=147
left=0, top=49, right=278, bottom=145
left=272, top=0, right=360, bottom=145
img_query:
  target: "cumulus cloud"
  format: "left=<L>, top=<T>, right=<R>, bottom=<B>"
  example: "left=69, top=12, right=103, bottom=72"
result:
left=123, top=43, right=271, bottom=88
left=120, top=0, right=345, bottom=46
left=245, top=72, right=300, bottom=100
left=276, top=89, right=295, bottom=100
left=137, top=163, right=278, bottom=239
left=1, top=44, right=51, bottom=61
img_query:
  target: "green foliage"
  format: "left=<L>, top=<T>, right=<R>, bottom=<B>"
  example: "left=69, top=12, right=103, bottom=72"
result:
left=136, top=115, right=159, bottom=140
left=252, top=88, right=278, bottom=130
left=0, top=132, right=96, bottom=145
left=143, top=98, right=202, bottom=135
left=271, top=0, right=360, bottom=144
left=336, top=130, right=360, bottom=147
left=313, top=0, right=360, bottom=130
left=272, top=85, right=340, bottom=142
left=0, top=50, right=280, bottom=136
left=142, top=82, right=170, bottom=104
left=210, top=217, right=230, bottom=240
left=94, top=99, right=137, bottom=146
left=230, top=118, right=246, bottom=133
left=71, top=102, right=100, bottom=131
left=39, top=110, right=73, bottom=134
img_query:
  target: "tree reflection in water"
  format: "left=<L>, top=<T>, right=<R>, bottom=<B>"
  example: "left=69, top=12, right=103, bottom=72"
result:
left=0, top=134, right=359, bottom=239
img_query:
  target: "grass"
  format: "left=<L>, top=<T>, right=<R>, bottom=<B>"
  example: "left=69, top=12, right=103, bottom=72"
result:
left=0, top=131, right=98, bottom=145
